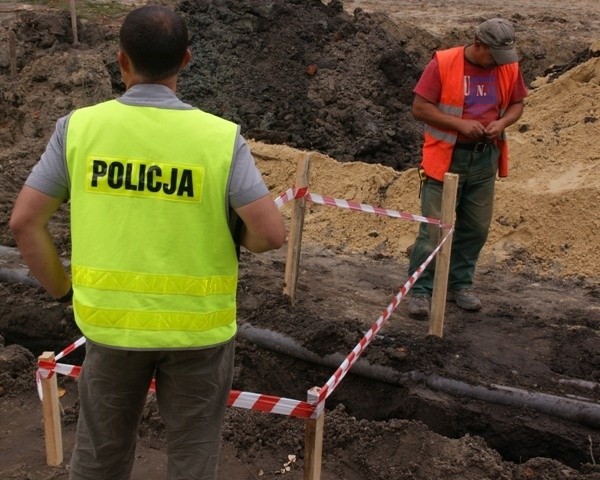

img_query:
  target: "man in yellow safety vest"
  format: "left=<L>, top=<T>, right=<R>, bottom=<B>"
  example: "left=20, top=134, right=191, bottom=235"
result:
left=10, top=5, right=286, bottom=479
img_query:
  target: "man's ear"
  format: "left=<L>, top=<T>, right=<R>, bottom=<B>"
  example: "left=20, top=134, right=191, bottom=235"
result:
left=118, top=50, right=131, bottom=72
left=181, top=49, right=192, bottom=69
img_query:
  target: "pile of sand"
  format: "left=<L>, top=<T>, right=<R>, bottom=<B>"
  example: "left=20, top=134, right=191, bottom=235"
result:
left=250, top=57, right=600, bottom=281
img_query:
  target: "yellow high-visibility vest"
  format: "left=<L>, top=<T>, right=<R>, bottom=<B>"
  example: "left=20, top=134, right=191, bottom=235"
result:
left=65, top=99, right=239, bottom=349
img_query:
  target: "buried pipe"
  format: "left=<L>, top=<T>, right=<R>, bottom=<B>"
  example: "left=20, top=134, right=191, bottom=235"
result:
left=0, top=246, right=68, bottom=288
left=0, top=246, right=40, bottom=287
left=237, top=323, right=600, bottom=430
left=0, top=265, right=40, bottom=288
left=558, top=378, right=600, bottom=392
left=417, top=374, right=600, bottom=430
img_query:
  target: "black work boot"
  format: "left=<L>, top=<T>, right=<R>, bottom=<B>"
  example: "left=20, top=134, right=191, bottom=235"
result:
left=447, top=289, right=482, bottom=311
left=408, top=294, right=430, bottom=318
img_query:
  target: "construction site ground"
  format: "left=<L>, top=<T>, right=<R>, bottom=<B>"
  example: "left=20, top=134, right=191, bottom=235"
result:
left=0, top=1, right=599, bottom=479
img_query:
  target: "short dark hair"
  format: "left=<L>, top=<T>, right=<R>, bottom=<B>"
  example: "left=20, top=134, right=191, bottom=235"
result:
left=119, top=5, right=188, bottom=81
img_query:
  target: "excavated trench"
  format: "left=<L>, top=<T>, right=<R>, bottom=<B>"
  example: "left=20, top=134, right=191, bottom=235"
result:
left=4, top=310, right=597, bottom=471
left=231, top=326, right=599, bottom=471
left=9, top=336, right=594, bottom=470
left=1, top=247, right=599, bottom=472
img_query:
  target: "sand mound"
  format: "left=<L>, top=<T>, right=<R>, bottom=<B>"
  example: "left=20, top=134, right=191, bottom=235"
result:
left=250, top=56, right=600, bottom=281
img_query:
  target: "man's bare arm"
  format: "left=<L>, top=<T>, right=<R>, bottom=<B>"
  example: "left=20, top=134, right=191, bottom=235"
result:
left=9, top=186, right=71, bottom=298
left=235, top=193, right=286, bottom=253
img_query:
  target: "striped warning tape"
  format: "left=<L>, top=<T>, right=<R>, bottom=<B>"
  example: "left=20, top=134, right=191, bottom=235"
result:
left=274, top=186, right=446, bottom=226
left=316, top=227, right=454, bottom=404
left=55, top=336, right=85, bottom=361
left=37, top=352, right=316, bottom=419
left=36, top=186, right=452, bottom=420
left=274, top=187, right=302, bottom=208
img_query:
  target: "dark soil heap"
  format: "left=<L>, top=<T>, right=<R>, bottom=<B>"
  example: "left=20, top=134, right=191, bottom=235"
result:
left=177, top=0, right=424, bottom=169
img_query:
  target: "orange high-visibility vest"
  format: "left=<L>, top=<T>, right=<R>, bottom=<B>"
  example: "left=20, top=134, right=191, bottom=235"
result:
left=420, top=46, right=519, bottom=181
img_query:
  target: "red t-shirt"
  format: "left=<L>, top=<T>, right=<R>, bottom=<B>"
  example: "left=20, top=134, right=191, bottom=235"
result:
left=414, top=55, right=528, bottom=141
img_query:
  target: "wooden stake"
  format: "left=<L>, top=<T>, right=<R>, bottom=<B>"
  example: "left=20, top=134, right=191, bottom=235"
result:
left=69, top=0, right=79, bottom=46
left=303, top=387, right=324, bottom=480
left=8, top=30, right=17, bottom=77
left=283, top=153, right=311, bottom=303
left=429, top=172, right=458, bottom=337
left=38, top=351, right=63, bottom=466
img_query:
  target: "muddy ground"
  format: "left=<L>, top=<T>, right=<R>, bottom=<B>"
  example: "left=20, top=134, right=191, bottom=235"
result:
left=0, top=0, right=599, bottom=479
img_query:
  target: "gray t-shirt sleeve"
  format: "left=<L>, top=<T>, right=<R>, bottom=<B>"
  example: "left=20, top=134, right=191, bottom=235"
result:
left=25, top=115, right=70, bottom=200
left=228, top=134, right=269, bottom=209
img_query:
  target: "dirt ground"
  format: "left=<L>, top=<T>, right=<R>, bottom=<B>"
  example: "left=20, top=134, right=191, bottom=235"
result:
left=0, top=0, right=599, bottom=479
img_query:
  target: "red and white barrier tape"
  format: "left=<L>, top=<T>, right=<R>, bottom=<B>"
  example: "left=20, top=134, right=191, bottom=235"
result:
left=35, top=186, right=452, bottom=420
left=55, top=336, right=85, bottom=361
left=316, top=227, right=454, bottom=404
left=274, top=187, right=302, bottom=209
left=37, top=342, right=316, bottom=419
left=275, top=186, right=444, bottom=226
left=229, top=391, right=315, bottom=419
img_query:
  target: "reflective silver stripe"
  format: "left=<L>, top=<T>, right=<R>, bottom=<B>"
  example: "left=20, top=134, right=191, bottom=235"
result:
left=499, top=107, right=507, bottom=140
left=425, top=125, right=457, bottom=144
left=423, top=101, right=462, bottom=143
left=438, top=103, right=462, bottom=116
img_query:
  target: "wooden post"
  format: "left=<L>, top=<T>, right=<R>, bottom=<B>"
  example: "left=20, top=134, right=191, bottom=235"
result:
left=69, top=0, right=79, bottom=46
left=8, top=30, right=17, bottom=77
left=283, top=153, right=311, bottom=303
left=303, top=387, right=324, bottom=480
left=428, top=172, right=458, bottom=337
left=38, top=352, right=63, bottom=466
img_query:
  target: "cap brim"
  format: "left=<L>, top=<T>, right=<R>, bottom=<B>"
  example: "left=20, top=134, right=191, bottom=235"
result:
left=490, top=46, right=519, bottom=65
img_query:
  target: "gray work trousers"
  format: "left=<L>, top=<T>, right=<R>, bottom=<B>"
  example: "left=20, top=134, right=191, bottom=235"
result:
left=69, top=339, right=235, bottom=480
left=408, top=144, right=499, bottom=295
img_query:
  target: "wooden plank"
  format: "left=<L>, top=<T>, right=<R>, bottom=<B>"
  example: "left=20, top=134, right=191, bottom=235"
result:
left=283, top=153, right=311, bottom=303
left=69, top=0, right=78, bottom=46
left=38, top=351, right=63, bottom=466
left=8, top=30, right=17, bottom=77
left=303, top=387, right=324, bottom=480
left=429, top=172, right=458, bottom=337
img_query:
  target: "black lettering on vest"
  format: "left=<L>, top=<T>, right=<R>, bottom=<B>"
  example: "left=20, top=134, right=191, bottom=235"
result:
left=177, top=169, right=194, bottom=197
left=138, top=163, right=146, bottom=191
left=124, top=163, right=137, bottom=191
left=91, top=160, right=108, bottom=187
left=146, top=165, right=162, bottom=192
left=162, top=168, right=178, bottom=195
left=89, top=160, right=196, bottom=199
left=108, top=162, right=124, bottom=189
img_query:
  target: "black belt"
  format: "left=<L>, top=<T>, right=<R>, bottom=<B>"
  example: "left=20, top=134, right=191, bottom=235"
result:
left=454, top=142, right=492, bottom=153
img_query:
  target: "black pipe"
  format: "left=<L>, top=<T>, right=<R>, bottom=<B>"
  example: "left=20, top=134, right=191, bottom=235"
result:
left=237, top=323, right=600, bottom=430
